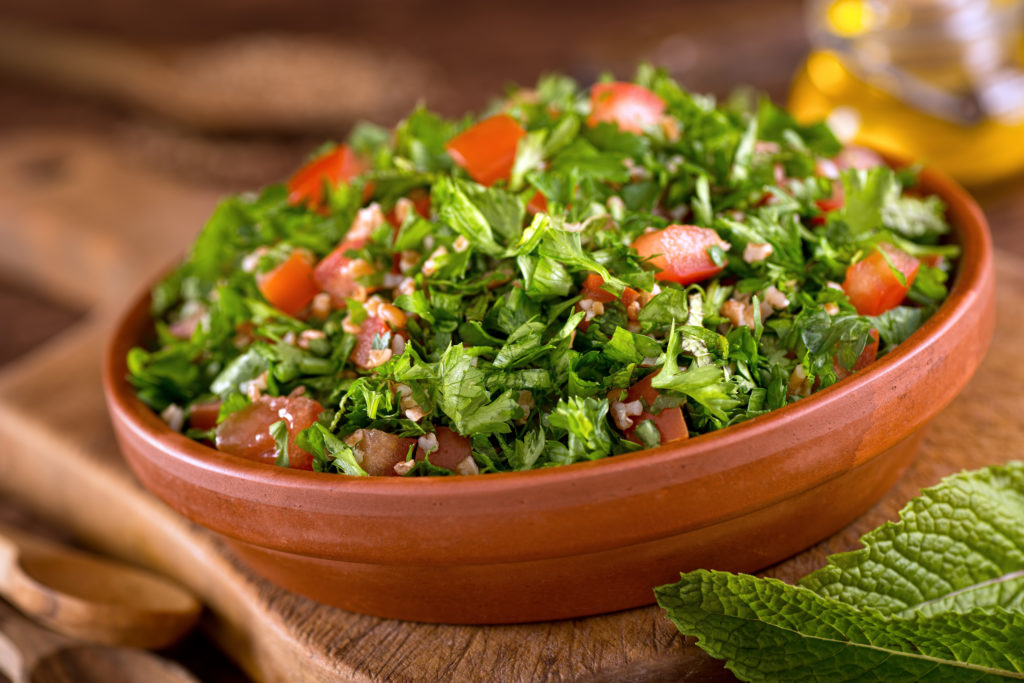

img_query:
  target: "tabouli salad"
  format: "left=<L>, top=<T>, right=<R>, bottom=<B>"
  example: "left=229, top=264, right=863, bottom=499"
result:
left=128, top=66, right=957, bottom=477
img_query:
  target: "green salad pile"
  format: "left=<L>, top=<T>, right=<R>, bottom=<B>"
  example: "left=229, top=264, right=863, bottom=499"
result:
left=128, top=66, right=957, bottom=477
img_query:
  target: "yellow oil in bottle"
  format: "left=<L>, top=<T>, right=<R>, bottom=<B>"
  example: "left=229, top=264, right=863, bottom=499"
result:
left=789, top=0, right=1024, bottom=186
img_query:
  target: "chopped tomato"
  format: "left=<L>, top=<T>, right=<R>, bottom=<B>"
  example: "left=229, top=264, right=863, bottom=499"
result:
left=632, top=225, right=730, bottom=285
left=445, top=114, right=526, bottom=186
left=842, top=244, right=919, bottom=316
left=215, top=394, right=324, bottom=470
left=613, top=373, right=688, bottom=445
left=580, top=272, right=618, bottom=304
left=345, top=428, right=416, bottom=477
left=415, top=426, right=473, bottom=471
left=313, top=238, right=369, bottom=306
left=287, top=145, right=369, bottom=210
left=526, top=191, right=548, bottom=214
left=587, top=82, right=666, bottom=134
left=188, top=400, right=222, bottom=431
left=573, top=274, right=634, bottom=333
left=576, top=273, right=644, bottom=331
left=351, top=316, right=392, bottom=370
left=834, top=328, right=880, bottom=380
left=815, top=184, right=845, bottom=214
left=257, top=251, right=319, bottom=316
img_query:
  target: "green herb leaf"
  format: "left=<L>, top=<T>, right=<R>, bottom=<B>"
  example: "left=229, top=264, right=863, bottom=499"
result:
left=657, top=570, right=1024, bottom=682
left=270, top=419, right=290, bottom=467
left=656, top=462, right=1024, bottom=682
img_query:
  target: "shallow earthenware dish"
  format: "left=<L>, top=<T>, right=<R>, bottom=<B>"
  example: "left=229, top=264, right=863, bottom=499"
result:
left=103, top=165, right=994, bottom=624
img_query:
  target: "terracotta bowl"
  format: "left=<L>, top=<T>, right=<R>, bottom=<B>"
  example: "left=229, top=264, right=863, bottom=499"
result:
left=103, top=165, right=994, bottom=624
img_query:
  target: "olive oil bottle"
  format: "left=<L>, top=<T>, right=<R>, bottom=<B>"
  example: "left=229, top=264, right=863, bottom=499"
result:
left=790, top=0, right=1024, bottom=185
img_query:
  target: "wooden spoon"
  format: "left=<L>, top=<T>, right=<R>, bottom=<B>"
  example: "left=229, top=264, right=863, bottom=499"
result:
left=0, top=600, right=198, bottom=683
left=0, top=523, right=200, bottom=650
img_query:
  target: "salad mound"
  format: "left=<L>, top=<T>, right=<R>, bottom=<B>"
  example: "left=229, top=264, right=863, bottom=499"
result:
left=128, top=66, right=957, bottom=477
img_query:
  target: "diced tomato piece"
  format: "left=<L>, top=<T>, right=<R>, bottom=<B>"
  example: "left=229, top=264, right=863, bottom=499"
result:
left=834, top=328, right=880, bottom=380
left=313, top=238, right=370, bottom=307
left=415, top=426, right=474, bottom=471
left=815, top=184, right=845, bottom=214
left=445, top=114, right=526, bottom=186
left=587, top=82, right=666, bottom=134
left=632, top=225, right=730, bottom=285
left=215, top=394, right=324, bottom=470
left=188, top=400, right=222, bottom=431
left=345, top=428, right=416, bottom=477
left=921, top=253, right=946, bottom=269
left=842, top=244, right=919, bottom=316
left=621, top=287, right=642, bottom=317
left=613, top=373, right=688, bottom=445
left=257, top=251, right=319, bottom=317
left=576, top=273, right=643, bottom=331
left=526, top=191, right=548, bottom=215
left=351, top=316, right=392, bottom=370
left=811, top=181, right=845, bottom=226
left=287, top=145, right=369, bottom=210
left=580, top=273, right=618, bottom=304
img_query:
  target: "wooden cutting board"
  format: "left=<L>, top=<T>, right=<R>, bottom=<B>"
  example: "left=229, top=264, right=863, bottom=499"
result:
left=1, top=132, right=1022, bottom=682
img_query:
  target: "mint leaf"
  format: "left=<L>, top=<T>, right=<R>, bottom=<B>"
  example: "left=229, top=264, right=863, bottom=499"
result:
left=657, top=463, right=1024, bottom=682
left=656, top=570, right=1024, bottom=682
left=801, top=463, right=1024, bottom=617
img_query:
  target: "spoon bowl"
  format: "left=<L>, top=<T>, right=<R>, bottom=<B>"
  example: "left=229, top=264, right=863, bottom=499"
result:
left=0, top=524, right=200, bottom=650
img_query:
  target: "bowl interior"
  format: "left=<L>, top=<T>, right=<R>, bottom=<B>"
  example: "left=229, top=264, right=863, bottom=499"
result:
left=103, top=162, right=994, bottom=568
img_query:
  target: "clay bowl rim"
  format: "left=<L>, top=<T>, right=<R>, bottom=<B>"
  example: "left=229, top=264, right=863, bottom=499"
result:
left=103, top=163, right=992, bottom=541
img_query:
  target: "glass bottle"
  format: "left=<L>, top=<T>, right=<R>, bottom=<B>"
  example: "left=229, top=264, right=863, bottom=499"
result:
left=789, top=0, right=1024, bottom=185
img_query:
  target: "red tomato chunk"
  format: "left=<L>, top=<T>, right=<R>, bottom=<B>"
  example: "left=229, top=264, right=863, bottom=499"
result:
left=257, top=251, right=319, bottom=317
left=345, top=428, right=416, bottom=477
left=842, top=244, right=919, bottom=316
left=576, top=273, right=645, bottom=331
left=632, top=225, right=730, bottom=285
left=612, top=373, right=688, bottom=445
left=287, top=144, right=369, bottom=210
left=188, top=400, right=222, bottom=431
left=587, top=82, right=666, bottom=134
left=351, top=316, right=394, bottom=370
left=415, top=426, right=474, bottom=471
left=445, top=114, right=526, bottom=186
left=216, top=395, right=324, bottom=470
left=313, top=238, right=370, bottom=307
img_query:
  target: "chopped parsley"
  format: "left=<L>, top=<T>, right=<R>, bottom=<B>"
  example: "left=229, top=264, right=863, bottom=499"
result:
left=129, top=66, right=957, bottom=476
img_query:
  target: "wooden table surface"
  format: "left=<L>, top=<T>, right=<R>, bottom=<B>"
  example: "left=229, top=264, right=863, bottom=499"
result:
left=1, top=1, right=1023, bottom=680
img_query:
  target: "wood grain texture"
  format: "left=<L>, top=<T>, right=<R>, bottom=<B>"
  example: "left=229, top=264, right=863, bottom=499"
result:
left=0, top=133, right=1021, bottom=681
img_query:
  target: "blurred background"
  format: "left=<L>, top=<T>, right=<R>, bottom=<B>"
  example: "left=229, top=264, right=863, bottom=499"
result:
left=0, top=0, right=1021, bottom=679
